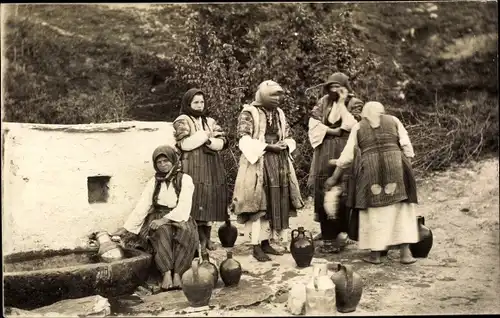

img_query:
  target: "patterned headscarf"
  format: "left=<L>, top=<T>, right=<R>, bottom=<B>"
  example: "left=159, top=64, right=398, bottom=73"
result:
left=151, top=145, right=182, bottom=205
left=251, top=80, right=284, bottom=108
left=152, top=145, right=181, bottom=182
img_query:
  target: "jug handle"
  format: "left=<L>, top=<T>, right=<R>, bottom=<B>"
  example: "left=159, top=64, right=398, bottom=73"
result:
left=305, top=230, right=315, bottom=249
left=340, top=264, right=354, bottom=295
left=291, top=229, right=299, bottom=240
left=313, top=265, right=321, bottom=290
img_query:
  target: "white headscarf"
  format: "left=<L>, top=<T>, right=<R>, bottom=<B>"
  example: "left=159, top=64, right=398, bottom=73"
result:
left=361, top=101, right=385, bottom=128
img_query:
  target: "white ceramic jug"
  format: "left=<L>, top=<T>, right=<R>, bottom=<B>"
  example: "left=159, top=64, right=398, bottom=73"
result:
left=305, top=262, right=336, bottom=315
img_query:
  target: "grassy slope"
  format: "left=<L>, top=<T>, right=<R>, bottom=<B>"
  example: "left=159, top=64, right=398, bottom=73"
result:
left=2, top=3, right=498, bottom=177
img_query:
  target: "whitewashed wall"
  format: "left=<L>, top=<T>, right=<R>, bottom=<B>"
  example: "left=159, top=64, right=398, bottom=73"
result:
left=2, top=121, right=176, bottom=255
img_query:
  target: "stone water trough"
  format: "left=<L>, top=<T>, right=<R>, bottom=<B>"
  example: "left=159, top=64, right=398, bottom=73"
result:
left=4, top=247, right=152, bottom=310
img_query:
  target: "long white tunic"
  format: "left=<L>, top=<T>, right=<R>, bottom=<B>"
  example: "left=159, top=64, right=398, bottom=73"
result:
left=123, top=174, right=195, bottom=234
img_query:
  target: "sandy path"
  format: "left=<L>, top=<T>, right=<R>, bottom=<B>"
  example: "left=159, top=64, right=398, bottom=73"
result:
left=197, top=158, right=500, bottom=316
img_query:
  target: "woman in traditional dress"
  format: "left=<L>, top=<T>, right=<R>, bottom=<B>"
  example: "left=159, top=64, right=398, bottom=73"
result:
left=112, top=145, right=199, bottom=290
left=325, top=101, right=419, bottom=264
left=231, top=80, right=304, bottom=262
left=173, top=89, right=228, bottom=251
left=307, top=72, right=363, bottom=253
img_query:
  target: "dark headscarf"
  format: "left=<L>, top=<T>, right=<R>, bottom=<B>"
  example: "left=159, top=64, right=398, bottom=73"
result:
left=151, top=145, right=182, bottom=205
left=180, top=88, right=210, bottom=128
left=322, top=72, right=353, bottom=95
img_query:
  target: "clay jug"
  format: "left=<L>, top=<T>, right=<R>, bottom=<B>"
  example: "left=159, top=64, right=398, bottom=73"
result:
left=219, top=251, right=242, bottom=287
left=305, top=262, right=336, bottom=315
left=218, top=220, right=238, bottom=248
left=200, top=250, right=219, bottom=288
left=95, top=232, right=125, bottom=262
left=330, top=263, right=363, bottom=313
left=409, top=216, right=433, bottom=258
left=181, top=258, right=214, bottom=307
left=290, top=227, right=314, bottom=268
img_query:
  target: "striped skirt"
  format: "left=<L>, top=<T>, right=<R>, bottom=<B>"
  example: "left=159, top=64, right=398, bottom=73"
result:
left=136, top=206, right=199, bottom=276
left=261, top=148, right=295, bottom=231
left=310, top=135, right=351, bottom=222
left=180, top=146, right=228, bottom=222
left=352, top=150, right=418, bottom=209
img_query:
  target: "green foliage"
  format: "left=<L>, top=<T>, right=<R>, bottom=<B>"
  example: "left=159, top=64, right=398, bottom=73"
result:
left=2, top=3, right=498, bottom=197
left=3, top=6, right=186, bottom=124
left=169, top=3, right=376, bottom=196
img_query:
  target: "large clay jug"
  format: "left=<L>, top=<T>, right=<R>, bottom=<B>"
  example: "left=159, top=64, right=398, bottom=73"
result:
left=181, top=258, right=214, bottom=307
left=305, top=262, right=336, bottom=315
left=409, top=216, right=433, bottom=258
left=330, top=263, right=363, bottom=313
left=290, top=227, right=314, bottom=268
left=218, top=220, right=238, bottom=248
left=200, top=250, right=219, bottom=288
left=219, top=251, right=242, bottom=287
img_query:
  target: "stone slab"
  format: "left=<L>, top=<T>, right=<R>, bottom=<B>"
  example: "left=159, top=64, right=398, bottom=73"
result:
left=113, top=275, right=275, bottom=315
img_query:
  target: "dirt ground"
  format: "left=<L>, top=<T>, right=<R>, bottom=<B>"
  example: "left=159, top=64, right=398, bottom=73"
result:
left=6, top=158, right=498, bottom=317
left=152, top=157, right=499, bottom=317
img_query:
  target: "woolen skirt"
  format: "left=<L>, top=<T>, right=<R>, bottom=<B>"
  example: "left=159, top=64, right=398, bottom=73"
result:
left=180, top=146, right=228, bottom=222
left=137, top=206, right=199, bottom=276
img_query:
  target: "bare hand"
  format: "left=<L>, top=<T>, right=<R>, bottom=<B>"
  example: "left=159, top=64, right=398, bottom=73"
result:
left=167, top=220, right=186, bottom=228
left=328, top=159, right=337, bottom=166
left=338, top=87, right=349, bottom=102
left=150, top=219, right=168, bottom=231
left=110, top=227, right=128, bottom=237
left=324, top=176, right=337, bottom=191
left=266, top=143, right=286, bottom=153
left=276, top=141, right=288, bottom=151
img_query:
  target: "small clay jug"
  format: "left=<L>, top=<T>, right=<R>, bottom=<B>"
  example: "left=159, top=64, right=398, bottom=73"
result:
left=218, top=220, right=238, bottom=248
left=219, top=251, right=242, bottom=287
left=409, top=216, right=433, bottom=258
left=200, top=250, right=219, bottom=288
left=181, top=258, right=214, bottom=307
left=95, top=232, right=125, bottom=262
left=330, top=263, right=363, bottom=313
left=290, top=227, right=314, bottom=268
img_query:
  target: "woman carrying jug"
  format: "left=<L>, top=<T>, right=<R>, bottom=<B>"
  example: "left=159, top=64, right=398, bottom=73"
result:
left=173, top=88, right=229, bottom=251
left=325, top=101, right=419, bottom=264
left=307, top=72, right=363, bottom=253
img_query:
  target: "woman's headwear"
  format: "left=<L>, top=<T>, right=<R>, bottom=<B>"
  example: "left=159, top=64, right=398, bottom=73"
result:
left=152, top=145, right=181, bottom=180
left=322, top=72, right=352, bottom=94
left=361, top=101, right=385, bottom=126
left=151, top=145, right=182, bottom=205
left=251, top=80, right=284, bottom=108
left=180, top=88, right=206, bottom=118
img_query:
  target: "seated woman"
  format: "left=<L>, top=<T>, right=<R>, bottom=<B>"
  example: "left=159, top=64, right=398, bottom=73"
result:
left=112, top=145, right=199, bottom=290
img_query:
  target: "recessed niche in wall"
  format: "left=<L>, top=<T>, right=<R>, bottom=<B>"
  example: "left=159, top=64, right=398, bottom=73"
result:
left=87, top=176, right=111, bottom=203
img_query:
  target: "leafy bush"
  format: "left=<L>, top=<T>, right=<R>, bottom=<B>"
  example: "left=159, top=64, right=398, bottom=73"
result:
left=168, top=3, right=377, bottom=197
left=2, top=3, right=498, bottom=198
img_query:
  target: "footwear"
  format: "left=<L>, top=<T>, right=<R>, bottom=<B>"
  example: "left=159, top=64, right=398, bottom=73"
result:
left=261, top=240, right=283, bottom=255
left=318, top=240, right=340, bottom=254
left=362, top=251, right=382, bottom=264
